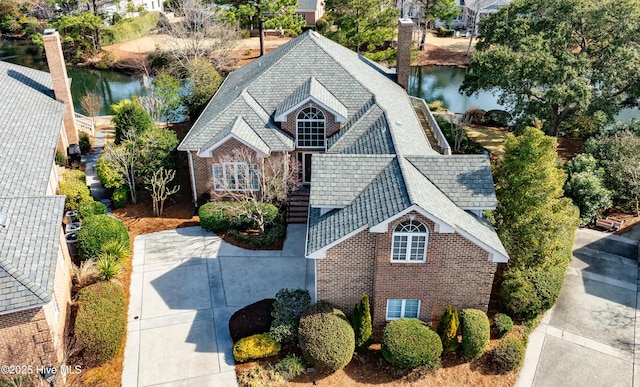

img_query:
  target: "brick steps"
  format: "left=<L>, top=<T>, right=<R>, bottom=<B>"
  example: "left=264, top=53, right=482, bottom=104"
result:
left=287, top=189, right=310, bottom=223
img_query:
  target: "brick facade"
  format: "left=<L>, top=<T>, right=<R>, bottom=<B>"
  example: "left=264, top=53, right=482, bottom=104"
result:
left=280, top=102, right=342, bottom=140
left=316, top=211, right=497, bottom=334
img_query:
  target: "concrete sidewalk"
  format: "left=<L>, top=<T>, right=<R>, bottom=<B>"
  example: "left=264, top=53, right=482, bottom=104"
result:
left=122, top=225, right=312, bottom=386
left=516, top=228, right=639, bottom=387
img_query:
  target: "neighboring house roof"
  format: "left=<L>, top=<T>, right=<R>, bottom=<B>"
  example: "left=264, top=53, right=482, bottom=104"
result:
left=0, top=61, right=67, bottom=313
left=0, top=61, right=65, bottom=197
left=297, top=0, right=322, bottom=12
left=178, top=30, right=436, bottom=157
left=0, top=196, right=66, bottom=312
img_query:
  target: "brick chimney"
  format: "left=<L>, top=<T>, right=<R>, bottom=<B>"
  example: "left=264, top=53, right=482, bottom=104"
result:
left=43, top=29, right=79, bottom=145
left=396, top=18, right=414, bottom=90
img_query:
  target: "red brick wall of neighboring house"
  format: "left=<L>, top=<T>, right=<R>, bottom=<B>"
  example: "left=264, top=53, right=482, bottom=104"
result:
left=317, top=229, right=377, bottom=314
left=315, top=211, right=497, bottom=335
left=280, top=102, right=342, bottom=141
left=0, top=308, right=56, bottom=366
left=296, top=11, right=317, bottom=26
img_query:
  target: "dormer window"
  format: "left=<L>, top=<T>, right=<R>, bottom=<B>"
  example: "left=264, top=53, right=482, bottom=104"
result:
left=296, top=107, right=325, bottom=148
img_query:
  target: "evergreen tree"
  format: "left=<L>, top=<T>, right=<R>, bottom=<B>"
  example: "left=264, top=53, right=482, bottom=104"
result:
left=437, top=304, right=459, bottom=353
left=351, top=292, right=372, bottom=351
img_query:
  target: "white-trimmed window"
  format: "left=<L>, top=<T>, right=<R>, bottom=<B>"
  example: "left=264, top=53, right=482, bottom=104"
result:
left=386, top=299, right=420, bottom=320
left=213, top=162, right=259, bottom=191
left=391, top=220, right=428, bottom=262
left=296, top=107, right=326, bottom=148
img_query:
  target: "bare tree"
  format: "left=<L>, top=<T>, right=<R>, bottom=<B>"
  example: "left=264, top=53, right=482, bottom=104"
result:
left=211, top=148, right=300, bottom=232
left=102, top=130, right=138, bottom=203
left=80, top=91, right=104, bottom=117
left=138, top=95, right=163, bottom=122
left=465, top=0, right=504, bottom=56
left=149, top=167, right=180, bottom=216
left=158, top=0, right=240, bottom=70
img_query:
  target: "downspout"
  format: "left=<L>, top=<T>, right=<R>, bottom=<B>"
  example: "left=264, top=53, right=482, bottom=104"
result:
left=188, top=151, right=198, bottom=205
left=283, top=151, right=288, bottom=194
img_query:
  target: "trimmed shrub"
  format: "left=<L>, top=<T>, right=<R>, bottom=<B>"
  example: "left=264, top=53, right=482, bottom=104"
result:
left=75, top=282, right=126, bottom=365
left=461, top=309, right=490, bottom=359
left=199, top=201, right=279, bottom=232
left=427, top=100, right=444, bottom=112
left=77, top=200, right=108, bottom=221
left=77, top=214, right=130, bottom=260
left=492, top=336, right=525, bottom=373
left=437, top=25, right=455, bottom=37
left=238, top=364, right=284, bottom=387
left=233, top=333, right=281, bottom=362
left=59, top=172, right=92, bottom=211
left=274, top=354, right=305, bottom=380
left=270, top=288, right=310, bottom=344
left=227, top=224, right=286, bottom=249
left=437, top=304, right=459, bottom=353
left=315, top=17, right=329, bottom=33
left=55, top=149, right=67, bottom=166
left=111, top=97, right=155, bottom=144
left=500, top=265, right=567, bottom=320
left=96, top=155, right=124, bottom=189
left=298, top=301, right=355, bottom=371
left=229, top=299, right=275, bottom=342
left=112, top=186, right=128, bottom=208
left=79, top=132, right=92, bottom=154
left=381, top=318, right=442, bottom=370
left=494, top=313, right=514, bottom=338
left=351, top=292, right=373, bottom=351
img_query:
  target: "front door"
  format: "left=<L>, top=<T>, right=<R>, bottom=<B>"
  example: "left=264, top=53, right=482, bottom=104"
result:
left=297, top=152, right=315, bottom=184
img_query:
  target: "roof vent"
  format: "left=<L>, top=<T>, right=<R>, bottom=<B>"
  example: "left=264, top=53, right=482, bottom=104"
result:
left=0, top=213, right=7, bottom=228
left=395, top=121, right=402, bottom=126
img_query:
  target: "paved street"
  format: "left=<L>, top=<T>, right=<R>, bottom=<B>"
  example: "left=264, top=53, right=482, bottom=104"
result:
left=517, top=228, right=639, bottom=387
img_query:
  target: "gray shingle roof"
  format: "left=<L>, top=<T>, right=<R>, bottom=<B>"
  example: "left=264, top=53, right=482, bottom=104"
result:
left=405, top=155, right=497, bottom=209
left=0, top=196, right=65, bottom=312
left=0, top=61, right=67, bottom=313
left=297, top=0, right=319, bottom=11
left=310, top=154, right=395, bottom=207
left=200, top=116, right=270, bottom=156
left=178, top=30, right=436, bottom=156
left=274, top=77, right=348, bottom=122
left=0, top=61, right=65, bottom=197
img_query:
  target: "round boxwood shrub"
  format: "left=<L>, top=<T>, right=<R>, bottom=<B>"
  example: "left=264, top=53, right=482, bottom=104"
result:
left=78, top=215, right=130, bottom=260
left=381, top=318, right=443, bottom=370
left=75, top=282, right=126, bottom=365
left=112, top=186, right=128, bottom=209
left=298, top=301, right=355, bottom=371
left=461, top=309, right=490, bottom=359
left=494, top=313, right=514, bottom=338
left=59, top=172, right=92, bottom=211
left=77, top=200, right=108, bottom=221
left=233, top=333, right=281, bottom=362
left=492, top=336, right=525, bottom=373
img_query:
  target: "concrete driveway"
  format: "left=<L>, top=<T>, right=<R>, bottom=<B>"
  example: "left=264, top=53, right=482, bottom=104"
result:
left=517, top=228, right=639, bottom=387
left=122, top=225, right=314, bottom=386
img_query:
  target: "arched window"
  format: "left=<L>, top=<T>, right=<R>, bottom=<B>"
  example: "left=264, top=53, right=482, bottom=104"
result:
left=391, top=219, right=428, bottom=262
left=296, top=107, right=325, bottom=148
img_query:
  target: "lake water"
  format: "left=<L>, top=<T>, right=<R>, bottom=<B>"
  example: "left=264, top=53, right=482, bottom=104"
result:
left=0, top=39, right=150, bottom=115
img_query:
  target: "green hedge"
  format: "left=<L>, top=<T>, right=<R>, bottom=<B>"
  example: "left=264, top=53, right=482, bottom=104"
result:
left=270, top=288, right=310, bottom=344
left=494, top=313, right=514, bottom=338
left=298, top=301, right=355, bottom=371
left=500, top=265, right=567, bottom=321
left=492, top=336, right=525, bottom=373
left=112, top=186, right=128, bottom=208
left=198, top=201, right=279, bottom=232
left=461, top=309, right=490, bottom=359
left=437, top=304, right=459, bottom=353
left=77, top=214, right=130, bottom=260
left=381, top=318, right=443, bottom=370
left=75, top=282, right=126, bottom=365
left=227, top=224, right=286, bottom=249
left=233, top=333, right=281, bottom=362
left=102, top=12, right=160, bottom=46
left=77, top=200, right=108, bottom=221
left=59, top=171, right=92, bottom=211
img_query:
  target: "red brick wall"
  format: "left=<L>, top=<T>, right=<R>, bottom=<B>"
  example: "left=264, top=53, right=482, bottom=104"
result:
left=315, top=211, right=497, bottom=334
left=0, top=308, right=56, bottom=366
left=317, top=229, right=377, bottom=314
left=280, top=102, right=342, bottom=143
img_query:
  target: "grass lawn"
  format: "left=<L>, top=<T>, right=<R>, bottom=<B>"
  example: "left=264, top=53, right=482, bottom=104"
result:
left=464, top=125, right=510, bottom=158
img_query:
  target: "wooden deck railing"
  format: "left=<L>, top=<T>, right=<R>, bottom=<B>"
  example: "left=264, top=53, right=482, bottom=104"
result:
left=409, top=96, right=452, bottom=155
left=74, top=112, right=95, bottom=135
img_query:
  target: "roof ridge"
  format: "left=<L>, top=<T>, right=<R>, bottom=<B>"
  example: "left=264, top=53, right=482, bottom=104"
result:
left=402, top=156, right=452, bottom=202
left=329, top=104, right=383, bottom=151
left=0, top=258, right=50, bottom=303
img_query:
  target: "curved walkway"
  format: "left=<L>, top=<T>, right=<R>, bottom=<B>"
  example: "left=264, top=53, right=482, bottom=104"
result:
left=122, top=225, right=313, bottom=386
